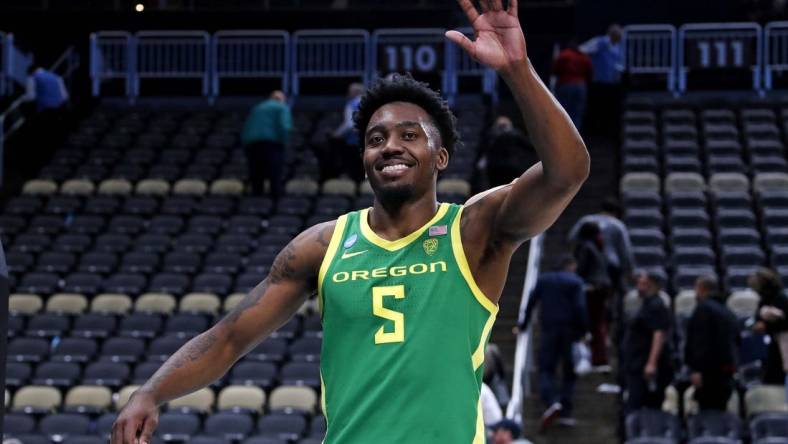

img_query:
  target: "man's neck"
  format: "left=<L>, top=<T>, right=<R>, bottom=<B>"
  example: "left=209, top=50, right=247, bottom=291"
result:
left=368, top=195, right=439, bottom=241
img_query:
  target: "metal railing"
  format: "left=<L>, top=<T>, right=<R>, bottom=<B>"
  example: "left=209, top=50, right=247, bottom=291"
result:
left=1, top=33, right=32, bottom=97
left=372, top=28, right=451, bottom=93
left=87, top=21, right=788, bottom=99
left=0, top=32, right=6, bottom=96
left=765, top=21, right=788, bottom=90
left=505, top=233, right=544, bottom=423
left=135, top=31, right=212, bottom=97
left=213, top=30, right=290, bottom=96
left=291, top=29, right=370, bottom=96
left=678, top=22, right=762, bottom=93
left=90, top=31, right=134, bottom=97
left=623, top=24, right=676, bottom=93
left=0, top=45, right=80, bottom=187
left=446, top=27, right=498, bottom=100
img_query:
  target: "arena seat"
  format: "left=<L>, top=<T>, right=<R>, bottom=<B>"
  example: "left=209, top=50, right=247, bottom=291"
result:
left=625, top=409, right=682, bottom=441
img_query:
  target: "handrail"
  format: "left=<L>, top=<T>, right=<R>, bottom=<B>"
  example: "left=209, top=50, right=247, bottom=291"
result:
left=0, top=45, right=79, bottom=188
left=0, top=95, right=30, bottom=187
left=505, top=232, right=544, bottom=422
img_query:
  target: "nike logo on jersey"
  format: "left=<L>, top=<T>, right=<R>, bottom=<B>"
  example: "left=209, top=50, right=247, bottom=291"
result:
left=341, top=250, right=368, bottom=259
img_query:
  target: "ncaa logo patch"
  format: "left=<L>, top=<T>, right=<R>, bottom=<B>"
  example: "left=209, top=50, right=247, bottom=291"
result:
left=423, top=238, right=439, bottom=256
left=344, top=233, right=358, bottom=249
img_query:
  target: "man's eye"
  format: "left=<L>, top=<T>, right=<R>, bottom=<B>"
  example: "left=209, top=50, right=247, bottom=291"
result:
left=403, top=132, right=417, bottom=140
left=369, top=135, right=384, bottom=145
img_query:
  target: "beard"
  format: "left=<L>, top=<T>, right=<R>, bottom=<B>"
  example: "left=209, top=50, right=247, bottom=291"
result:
left=373, top=182, right=417, bottom=209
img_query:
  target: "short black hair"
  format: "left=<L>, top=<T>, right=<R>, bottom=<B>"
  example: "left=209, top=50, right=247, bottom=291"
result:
left=551, top=254, right=576, bottom=271
left=601, top=197, right=621, bottom=217
left=353, top=73, right=460, bottom=156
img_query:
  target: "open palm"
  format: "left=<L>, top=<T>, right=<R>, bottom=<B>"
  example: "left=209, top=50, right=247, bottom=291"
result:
left=446, top=0, right=526, bottom=72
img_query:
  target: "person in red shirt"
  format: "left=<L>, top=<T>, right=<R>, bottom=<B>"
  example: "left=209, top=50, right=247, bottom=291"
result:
left=552, top=40, right=593, bottom=131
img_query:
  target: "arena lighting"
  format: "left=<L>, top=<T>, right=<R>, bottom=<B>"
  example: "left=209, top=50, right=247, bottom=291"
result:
left=135, top=3, right=145, bottom=12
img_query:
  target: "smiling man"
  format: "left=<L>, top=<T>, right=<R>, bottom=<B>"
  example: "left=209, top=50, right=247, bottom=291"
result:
left=112, top=1, right=588, bottom=443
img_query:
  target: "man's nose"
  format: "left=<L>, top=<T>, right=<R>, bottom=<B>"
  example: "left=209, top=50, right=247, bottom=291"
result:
left=382, top=137, right=405, bottom=155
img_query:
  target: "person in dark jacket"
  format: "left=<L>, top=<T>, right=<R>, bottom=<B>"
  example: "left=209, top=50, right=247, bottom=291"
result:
left=521, top=255, right=589, bottom=430
left=574, top=221, right=611, bottom=367
left=623, top=270, right=673, bottom=412
left=685, top=275, right=739, bottom=411
left=749, top=268, right=788, bottom=396
left=483, top=116, right=535, bottom=187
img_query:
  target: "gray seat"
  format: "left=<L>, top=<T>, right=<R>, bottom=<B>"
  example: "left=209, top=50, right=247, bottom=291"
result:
left=625, top=409, right=681, bottom=440
left=721, top=245, right=766, bottom=268
left=671, top=228, right=713, bottom=248
left=713, top=191, right=752, bottom=210
left=718, top=228, right=761, bottom=247
left=669, top=208, right=709, bottom=229
left=633, top=247, right=667, bottom=267
left=672, top=247, right=716, bottom=267
left=624, top=208, right=663, bottom=229
left=687, top=411, right=742, bottom=440
left=750, top=413, right=788, bottom=441
left=673, top=266, right=716, bottom=291
left=630, top=229, right=665, bottom=248
left=724, top=266, right=761, bottom=291
left=622, top=191, right=662, bottom=210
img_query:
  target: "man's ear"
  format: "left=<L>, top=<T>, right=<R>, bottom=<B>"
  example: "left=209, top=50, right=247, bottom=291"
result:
left=436, top=147, right=449, bottom=172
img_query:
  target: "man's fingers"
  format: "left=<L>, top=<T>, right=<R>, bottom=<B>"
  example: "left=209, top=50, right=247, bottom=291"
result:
left=445, top=31, right=476, bottom=58
left=111, top=420, right=121, bottom=444
left=456, top=0, right=480, bottom=23
left=122, top=418, right=140, bottom=444
left=490, top=0, right=504, bottom=11
left=479, top=0, right=490, bottom=12
left=138, top=416, right=158, bottom=444
left=508, top=0, right=518, bottom=16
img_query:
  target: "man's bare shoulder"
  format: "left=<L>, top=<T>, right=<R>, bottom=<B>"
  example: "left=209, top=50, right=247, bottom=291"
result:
left=266, top=219, right=339, bottom=285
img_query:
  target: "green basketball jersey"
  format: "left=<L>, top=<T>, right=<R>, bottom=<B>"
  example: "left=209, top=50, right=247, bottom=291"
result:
left=317, top=202, right=498, bottom=444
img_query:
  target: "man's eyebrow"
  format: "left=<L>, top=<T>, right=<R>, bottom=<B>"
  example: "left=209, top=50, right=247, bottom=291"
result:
left=365, top=121, right=422, bottom=137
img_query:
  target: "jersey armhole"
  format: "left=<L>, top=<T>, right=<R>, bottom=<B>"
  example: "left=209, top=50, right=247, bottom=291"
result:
left=317, top=214, right=349, bottom=317
left=450, top=206, right=499, bottom=316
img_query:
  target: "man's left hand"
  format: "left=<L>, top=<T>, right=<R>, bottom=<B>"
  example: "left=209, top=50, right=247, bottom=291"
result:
left=690, top=372, right=702, bottom=388
left=643, top=362, right=657, bottom=380
left=446, top=0, right=526, bottom=73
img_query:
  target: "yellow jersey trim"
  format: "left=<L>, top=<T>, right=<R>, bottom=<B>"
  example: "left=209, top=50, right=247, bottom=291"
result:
left=359, top=203, right=450, bottom=252
left=320, top=372, right=327, bottom=422
left=450, top=206, right=499, bottom=315
left=450, top=205, right=499, bottom=371
left=472, top=395, right=486, bottom=444
left=318, top=215, right=348, bottom=316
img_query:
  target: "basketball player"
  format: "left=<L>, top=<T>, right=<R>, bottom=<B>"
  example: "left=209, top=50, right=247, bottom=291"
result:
left=112, top=1, right=588, bottom=442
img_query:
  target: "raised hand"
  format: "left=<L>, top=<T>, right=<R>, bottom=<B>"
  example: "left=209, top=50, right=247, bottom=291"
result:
left=446, top=0, right=526, bottom=72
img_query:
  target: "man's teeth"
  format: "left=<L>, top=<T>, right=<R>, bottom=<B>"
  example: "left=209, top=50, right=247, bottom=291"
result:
left=382, top=164, right=408, bottom=172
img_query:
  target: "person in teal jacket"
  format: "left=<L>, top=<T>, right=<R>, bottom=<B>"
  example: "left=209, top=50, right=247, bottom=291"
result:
left=241, top=90, right=292, bottom=198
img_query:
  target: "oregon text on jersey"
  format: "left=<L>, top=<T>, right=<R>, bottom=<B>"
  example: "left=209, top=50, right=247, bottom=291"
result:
left=330, top=260, right=448, bottom=283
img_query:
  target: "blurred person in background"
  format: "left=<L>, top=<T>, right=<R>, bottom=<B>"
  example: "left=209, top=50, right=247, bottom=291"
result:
left=623, top=270, right=673, bottom=412
left=520, top=255, right=588, bottom=430
left=552, top=39, right=592, bottom=131
left=569, top=198, right=635, bottom=297
left=580, top=24, right=623, bottom=135
left=241, top=90, right=292, bottom=198
left=24, top=64, right=69, bottom=160
left=490, top=419, right=532, bottom=444
left=574, top=221, right=611, bottom=369
left=328, top=82, right=365, bottom=182
left=481, top=116, right=534, bottom=187
left=749, top=268, right=788, bottom=398
left=685, top=275, right=739, bottom=411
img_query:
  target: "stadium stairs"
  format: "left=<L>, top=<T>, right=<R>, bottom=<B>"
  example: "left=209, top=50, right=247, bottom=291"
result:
left=520, top=131, right=620, bottom=443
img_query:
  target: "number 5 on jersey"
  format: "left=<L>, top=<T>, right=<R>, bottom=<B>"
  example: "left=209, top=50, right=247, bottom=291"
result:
left=372, top=285, right=405, bottom=344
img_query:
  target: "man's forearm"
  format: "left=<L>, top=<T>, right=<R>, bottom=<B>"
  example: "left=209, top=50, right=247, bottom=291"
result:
left=646, top=330, right=665, bottom=368
left=137, top=325, right=240, bottom=405
left=501, top=59, right=589, bottom=187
